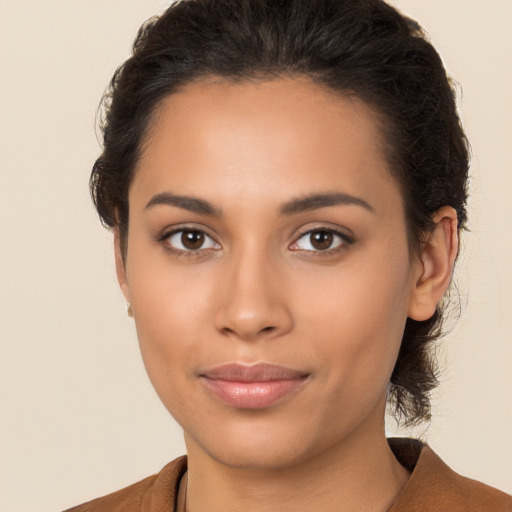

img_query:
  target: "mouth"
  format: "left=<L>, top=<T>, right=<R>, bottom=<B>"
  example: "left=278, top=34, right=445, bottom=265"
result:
left=199, top=363, right=309, bottom=409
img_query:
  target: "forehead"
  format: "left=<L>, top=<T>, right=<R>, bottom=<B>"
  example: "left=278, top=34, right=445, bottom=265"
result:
left=132, top=77, right=402, bottom=216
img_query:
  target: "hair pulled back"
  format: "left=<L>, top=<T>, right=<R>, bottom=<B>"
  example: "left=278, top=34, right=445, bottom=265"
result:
left=91, top=0, right=469, bottom=425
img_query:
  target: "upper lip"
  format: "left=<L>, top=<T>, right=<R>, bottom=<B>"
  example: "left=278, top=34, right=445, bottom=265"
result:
left=200, top=363, right=308, bottom=382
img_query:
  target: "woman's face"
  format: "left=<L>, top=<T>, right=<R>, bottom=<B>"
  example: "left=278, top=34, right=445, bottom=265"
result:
left=118, top=78, right=424, bottom=469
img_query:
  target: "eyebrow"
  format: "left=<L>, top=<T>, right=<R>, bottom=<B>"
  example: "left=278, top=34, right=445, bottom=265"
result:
left=279, top=192, right=374, bottom=215
left=145, top=193, right=222, bottom=216
left=145, top=190, right=374, bottom=217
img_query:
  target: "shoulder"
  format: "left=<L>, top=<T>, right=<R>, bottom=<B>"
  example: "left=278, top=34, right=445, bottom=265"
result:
left=61, top=456, right=187, bottom=512
left=62, top=475, right=158, bottom=512
left=389, top=438, right=512, bottom=512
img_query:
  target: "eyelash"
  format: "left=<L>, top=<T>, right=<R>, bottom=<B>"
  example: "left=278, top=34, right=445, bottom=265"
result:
left=157, top=226, right=354, bottom=258
left=157, top=225, right=220, bottom=258
left=290, top=228, right=354, bottom=257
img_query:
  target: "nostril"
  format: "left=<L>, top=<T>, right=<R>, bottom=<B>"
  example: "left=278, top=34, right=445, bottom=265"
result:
left=220, top=324, right=276, bottom=339
left=214, top=299, right=293, bottom=340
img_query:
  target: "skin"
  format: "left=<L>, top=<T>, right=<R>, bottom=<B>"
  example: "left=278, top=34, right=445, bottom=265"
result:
left=116, top=77, right=458, bottom=511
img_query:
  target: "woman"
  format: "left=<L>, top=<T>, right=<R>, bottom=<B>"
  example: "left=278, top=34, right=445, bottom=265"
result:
left=65, top=0, right=511, bottom=510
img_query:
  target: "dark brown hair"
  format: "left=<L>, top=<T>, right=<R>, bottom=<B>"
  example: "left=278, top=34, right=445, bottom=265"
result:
left=91, top=0, right=469, bottom=425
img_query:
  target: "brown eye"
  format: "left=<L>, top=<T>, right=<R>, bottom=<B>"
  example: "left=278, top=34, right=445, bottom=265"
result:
left=310, top=230, right=334, bottom=250
left=291, top=228, right=349, bottom=253
left=181, top=230, right=205, bottom=250
left=165, top=229, right=219, bottom=252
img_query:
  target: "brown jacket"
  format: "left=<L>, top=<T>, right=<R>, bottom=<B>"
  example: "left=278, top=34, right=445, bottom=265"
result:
left=63, top=438, right=512, bottom=511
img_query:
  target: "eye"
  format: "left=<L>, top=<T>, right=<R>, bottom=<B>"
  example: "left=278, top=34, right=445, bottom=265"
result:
left=165, top=229, right=220, bottom=252
left=290, top=229, right=351, bottom=252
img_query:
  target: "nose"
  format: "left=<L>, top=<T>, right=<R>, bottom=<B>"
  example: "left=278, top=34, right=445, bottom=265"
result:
left=213, top=247, right=293, bottom=341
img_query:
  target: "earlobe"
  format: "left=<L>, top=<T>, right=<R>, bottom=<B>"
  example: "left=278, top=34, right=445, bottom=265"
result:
left=408, top=206, right=459, bottom=321
left=114, top=229, right=130, bottom=302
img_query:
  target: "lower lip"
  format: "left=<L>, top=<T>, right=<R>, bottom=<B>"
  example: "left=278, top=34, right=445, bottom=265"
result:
left=201, top=377, right=307, bottom=409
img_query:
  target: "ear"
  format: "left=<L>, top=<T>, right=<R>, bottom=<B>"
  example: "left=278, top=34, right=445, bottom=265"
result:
left=408, top=206, right=459, bottom=321
left=114, top=229, right=130, bottom=303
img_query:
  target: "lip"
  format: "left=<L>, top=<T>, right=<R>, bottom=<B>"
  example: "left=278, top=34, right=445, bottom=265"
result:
left=199, top=363, right=309, bottom=409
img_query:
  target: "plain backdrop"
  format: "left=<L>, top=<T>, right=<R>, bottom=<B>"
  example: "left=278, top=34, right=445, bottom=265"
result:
left=0, top=1, right=511, bottom=511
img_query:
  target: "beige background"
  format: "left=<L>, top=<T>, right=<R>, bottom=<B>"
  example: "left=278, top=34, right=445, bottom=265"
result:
left=0, top=1, right=510, bottom=511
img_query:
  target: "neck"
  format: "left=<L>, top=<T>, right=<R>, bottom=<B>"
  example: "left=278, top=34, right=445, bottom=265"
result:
left=183, top=425, right=409, bottom=512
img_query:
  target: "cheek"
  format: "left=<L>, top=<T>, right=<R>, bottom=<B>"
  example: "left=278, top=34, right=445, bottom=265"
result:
left=131, top=277, right=208, bottom=346
left=295, top=246, right=412, bottom=390
left=127, top=235, right=216, bottom=335
left=125, top=253, right=222, bottom=409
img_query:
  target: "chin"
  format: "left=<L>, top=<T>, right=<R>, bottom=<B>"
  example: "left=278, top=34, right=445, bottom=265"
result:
left=184, top=413, right=333, bottom=472
left=204, top=440, right=308, bottom=471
